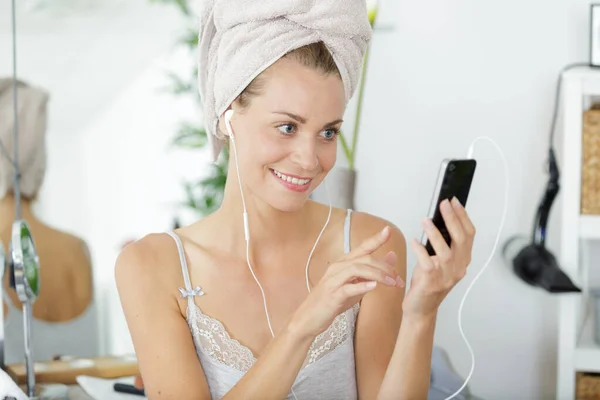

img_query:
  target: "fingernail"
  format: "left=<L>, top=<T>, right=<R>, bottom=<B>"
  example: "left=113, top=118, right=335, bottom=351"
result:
left=441, top=199, right=451, bottom=210
left=423, top=219, right=434, bottom=230
left=451, top=197, right=463, bottom=209
left=396, top=276, right=405, bottom=287
left=366, top=281, right=377, bottom=290
left=380, top=226, right=389, bottom=237
left=385, top=276, right=396, bottom=286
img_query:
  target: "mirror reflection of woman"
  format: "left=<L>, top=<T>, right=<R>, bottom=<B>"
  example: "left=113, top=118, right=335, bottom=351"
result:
left=0, top=78, right=98, bottom=364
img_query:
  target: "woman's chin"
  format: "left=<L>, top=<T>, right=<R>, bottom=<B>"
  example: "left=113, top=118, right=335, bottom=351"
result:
left=266, top=194, right=310, bottom=213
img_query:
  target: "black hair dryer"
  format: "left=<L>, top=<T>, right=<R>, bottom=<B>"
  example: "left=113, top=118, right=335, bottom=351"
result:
left=502, top=149, right=581, bottom=293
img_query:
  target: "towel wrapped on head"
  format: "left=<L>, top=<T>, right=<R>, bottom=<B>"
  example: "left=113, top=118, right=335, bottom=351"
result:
left=198, top=0, right=373, bottom=162
left=0, top=78, right=48, bottom=200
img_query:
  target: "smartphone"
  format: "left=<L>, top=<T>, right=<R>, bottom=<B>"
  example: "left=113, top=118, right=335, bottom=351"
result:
left=114, top=383, right=145, bottom=396
left=421, top=159, right=477, bottom=256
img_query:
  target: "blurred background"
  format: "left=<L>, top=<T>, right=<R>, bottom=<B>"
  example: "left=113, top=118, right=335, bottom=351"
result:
left=1, top=0, right=599, bottom=399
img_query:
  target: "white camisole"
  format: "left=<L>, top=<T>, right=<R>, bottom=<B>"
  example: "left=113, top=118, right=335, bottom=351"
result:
left=166, top=209, right=359, bottom=399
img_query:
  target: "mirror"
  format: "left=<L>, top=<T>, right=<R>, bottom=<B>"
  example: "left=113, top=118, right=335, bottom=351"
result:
left=0, top=0, right=198, bottom=374
left=0, top=75, right=98, bottom=368
left=11, top=220, right=41, bottom=303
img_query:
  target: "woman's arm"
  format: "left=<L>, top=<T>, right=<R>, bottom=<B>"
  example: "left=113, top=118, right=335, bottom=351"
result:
left=223, top=318, right=315, bottom=399
left=352, top=219, right=435, bottom=400
left=377, top=198, right=476, bottom=399
left=355, top=239, right=438, bottom=400
left=351, top=215, right=408, bottom=399
left=115, top=238, right=212, bottom=399
left=377, top=314, right=437, bottom=399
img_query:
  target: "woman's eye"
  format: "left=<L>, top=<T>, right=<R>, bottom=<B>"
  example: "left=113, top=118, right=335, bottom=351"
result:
left=320, top=129, right=339, bottom=141
left=277, top=124, right=296, bottom=135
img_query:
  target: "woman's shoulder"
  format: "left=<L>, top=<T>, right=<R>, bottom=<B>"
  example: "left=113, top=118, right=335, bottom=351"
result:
left=348, top=210, right=407, bottom=253
left=308, top=201, right=406, bottom=250
left=114, top=232, right=182, bottom=295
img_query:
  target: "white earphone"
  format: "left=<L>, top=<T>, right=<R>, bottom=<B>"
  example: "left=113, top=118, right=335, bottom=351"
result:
left=222, top=109, right=332, bottom=399
left=224, top=109, right=250, bottom=240
left=224, top=109, right=234, bottom=133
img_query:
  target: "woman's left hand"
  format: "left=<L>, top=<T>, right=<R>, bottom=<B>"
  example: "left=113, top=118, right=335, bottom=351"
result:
left=402, top=197, right=476, bottom=320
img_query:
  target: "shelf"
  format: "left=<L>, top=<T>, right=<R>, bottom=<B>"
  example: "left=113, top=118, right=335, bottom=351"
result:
left=579, top=215, right=600, bottom=239
left=565, top=66, right=600, bottom=96
left=575, top=312, right=600, bottom=372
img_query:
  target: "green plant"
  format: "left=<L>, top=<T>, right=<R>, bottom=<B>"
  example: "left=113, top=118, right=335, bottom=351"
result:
left=338, top=1, right=379, bottom=171
left=150, top=0, right=229, bottom=217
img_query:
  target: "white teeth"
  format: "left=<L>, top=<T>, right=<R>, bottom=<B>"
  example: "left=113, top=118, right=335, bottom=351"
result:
left=272, top=169, right=311, bottom=186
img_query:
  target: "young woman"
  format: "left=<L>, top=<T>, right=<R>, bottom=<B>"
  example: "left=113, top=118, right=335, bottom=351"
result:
left=116, top=3, right=475, bottom=399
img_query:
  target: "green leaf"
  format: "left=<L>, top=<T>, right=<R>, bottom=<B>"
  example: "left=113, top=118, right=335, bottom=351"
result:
left=172, top=123, right=207, bottom=148
left=178, top=29, right=199, bottom=49
left=199, top=173, right=226, bottom=190
left=163, top=71, right=194, bottom=95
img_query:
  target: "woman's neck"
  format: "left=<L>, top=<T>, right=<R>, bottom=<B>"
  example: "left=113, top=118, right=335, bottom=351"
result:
left=211, top=177, right=328, bottom=262
left=0, top=194, right=35, bottom=225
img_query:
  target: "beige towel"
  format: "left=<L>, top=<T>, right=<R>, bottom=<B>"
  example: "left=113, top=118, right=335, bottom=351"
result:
left=0, top=78, right=49, bottom=200
left=198, top=0, right=372, bottom=162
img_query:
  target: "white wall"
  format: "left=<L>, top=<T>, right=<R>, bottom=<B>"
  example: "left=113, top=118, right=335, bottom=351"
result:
left=0, top=0, right=595, bottom=398
left=80, top=47, right=210, bottom=355
left=354, top=0, right=592, bottom=399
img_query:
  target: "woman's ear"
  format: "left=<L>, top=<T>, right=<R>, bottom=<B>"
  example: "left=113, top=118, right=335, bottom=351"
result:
left=219, top=109, right=235, bottom=138
left=217, top=108, right=232, bottom=138
left=217, top=115, right=227, bottom=138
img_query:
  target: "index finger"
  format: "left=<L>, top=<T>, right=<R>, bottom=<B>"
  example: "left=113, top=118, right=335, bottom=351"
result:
left=451, top=197, right=476, bottom=237
left=340, top=225, right=391, bottom=261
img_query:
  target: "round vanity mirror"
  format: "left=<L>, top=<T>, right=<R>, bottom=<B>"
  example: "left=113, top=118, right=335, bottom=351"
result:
left=10, top=219, right=40, bottom=303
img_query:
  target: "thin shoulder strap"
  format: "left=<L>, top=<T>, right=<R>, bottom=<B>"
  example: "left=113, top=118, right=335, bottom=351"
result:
left=167, top=231, right=204, bottom=307
left=166, top=231, right=192, bottom=291
left=344, top=209, right=353, bottom=254
left=165, top=231, right=206, bottom=302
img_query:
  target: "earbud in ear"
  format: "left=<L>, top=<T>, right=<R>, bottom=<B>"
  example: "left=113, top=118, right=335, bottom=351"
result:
left=224, top=109, right=234, bottom=137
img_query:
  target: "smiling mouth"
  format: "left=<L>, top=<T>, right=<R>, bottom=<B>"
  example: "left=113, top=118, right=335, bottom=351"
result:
left=270, top=168, right=312, bottom=186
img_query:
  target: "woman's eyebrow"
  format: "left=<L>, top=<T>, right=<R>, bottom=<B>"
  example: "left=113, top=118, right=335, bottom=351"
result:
left=272, top=111, right=343, bottom=128
left=272, top=111, right=307, bottom=123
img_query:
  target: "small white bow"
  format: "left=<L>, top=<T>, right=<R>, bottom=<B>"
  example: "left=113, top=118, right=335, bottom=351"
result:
left=178, top=286, right=205, bottom=299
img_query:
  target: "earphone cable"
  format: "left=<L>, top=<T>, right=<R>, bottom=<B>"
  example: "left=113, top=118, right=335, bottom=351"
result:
left=444, top=136, right=509, bottom=400
left=225, top=111, right=333, bottom=400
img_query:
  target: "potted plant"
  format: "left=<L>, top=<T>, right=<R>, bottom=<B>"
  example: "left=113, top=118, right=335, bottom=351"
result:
left=312, top=1, right=380, bottom=210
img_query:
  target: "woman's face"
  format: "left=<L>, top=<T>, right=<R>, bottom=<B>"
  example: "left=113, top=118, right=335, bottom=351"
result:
left=221, top=57, right=346, bottom=212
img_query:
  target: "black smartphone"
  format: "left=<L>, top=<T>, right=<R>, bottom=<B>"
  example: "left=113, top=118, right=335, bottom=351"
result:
left=421, top=159, right=477, bottom=256
left=114, top=382, right=145, bottom=397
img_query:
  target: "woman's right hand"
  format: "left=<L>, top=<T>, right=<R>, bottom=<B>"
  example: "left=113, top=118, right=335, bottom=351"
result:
left=291, top=225, right=405, bottom=338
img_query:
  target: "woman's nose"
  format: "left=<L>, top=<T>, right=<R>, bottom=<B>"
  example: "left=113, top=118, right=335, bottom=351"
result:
left=290, top=136, right=318, bottom=171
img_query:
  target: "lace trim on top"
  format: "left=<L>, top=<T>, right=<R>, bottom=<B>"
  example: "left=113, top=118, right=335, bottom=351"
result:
left=186, top=301, right=360, bottom=373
